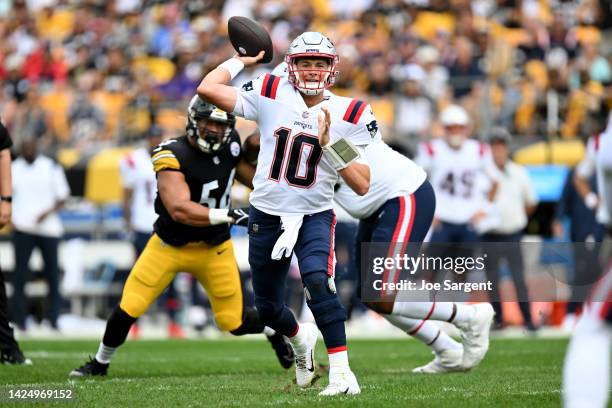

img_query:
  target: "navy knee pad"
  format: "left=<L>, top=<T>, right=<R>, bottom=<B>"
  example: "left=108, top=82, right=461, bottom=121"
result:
left=303, top=273, right=346, bottom=327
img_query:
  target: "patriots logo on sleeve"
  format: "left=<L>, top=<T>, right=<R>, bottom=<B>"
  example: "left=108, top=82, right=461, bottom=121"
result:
left=241, top=81, right=254, bottom=92
left=366, top=120, right=378, bottom=138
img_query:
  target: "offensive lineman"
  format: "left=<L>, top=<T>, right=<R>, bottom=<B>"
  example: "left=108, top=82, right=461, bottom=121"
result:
left=70, top=97, right=293, bottom=377
left=198, top=32, right=373, bottom=395
left=334, top=138, right=494, bottom=373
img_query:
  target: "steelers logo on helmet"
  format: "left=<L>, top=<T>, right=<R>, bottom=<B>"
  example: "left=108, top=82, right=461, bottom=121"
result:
left=285, top=32, right=339, bottom=96
left=186, top=95, right=236, bottom=154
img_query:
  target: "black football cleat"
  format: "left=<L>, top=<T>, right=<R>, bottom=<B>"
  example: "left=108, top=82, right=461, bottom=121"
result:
left=69, top=357, right=108, bottom=377
left=267, top=333, right=294, bottom=369
left=1, top=348, right=32, bottom=365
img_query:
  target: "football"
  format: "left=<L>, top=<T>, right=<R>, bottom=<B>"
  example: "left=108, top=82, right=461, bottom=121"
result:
left=228, top=16, right=273, bottom=63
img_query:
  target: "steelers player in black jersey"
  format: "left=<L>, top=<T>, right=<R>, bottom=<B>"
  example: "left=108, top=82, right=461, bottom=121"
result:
left=70, top=96, right=294, bottom=377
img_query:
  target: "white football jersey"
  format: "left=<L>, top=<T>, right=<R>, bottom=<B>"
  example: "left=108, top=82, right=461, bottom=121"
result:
left=233, top=73, right=377, bottom=216
left=335, top=140, right=427, bottom=219
left=576, top=129, right=612, bottom=226
left=119, top=147, right=157, bottom=233
left=415, top=138, right=496, bottom=224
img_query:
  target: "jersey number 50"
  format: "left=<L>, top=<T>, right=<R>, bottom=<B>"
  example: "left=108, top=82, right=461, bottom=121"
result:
left=269, top=128, right=322, bottom=188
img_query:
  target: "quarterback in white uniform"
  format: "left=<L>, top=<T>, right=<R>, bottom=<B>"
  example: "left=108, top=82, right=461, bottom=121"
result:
left=198, top=32, right=373, bottom=395
left=335, top=139, right=495, bottom=373
left=564, top=116, right=612, bottom=408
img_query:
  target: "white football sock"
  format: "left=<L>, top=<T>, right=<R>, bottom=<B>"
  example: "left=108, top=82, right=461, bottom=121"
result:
left=563, top=307, right=611, bottom=408
left=95, top=342, right=116, bottom=364
left=288, top=324, right=308, bottom=354
left=328, top=350, right=349, bottom=370
left=263, top=326, right=276, bottom=337
left=433, top=330, right=463, bottom=352
left=392, top=302, right=475, bottom=324
left=384, top=315, right=461, bottom=353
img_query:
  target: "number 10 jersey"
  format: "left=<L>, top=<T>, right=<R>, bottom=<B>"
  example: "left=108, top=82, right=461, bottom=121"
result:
left=233, top=74, right=378, bottom=216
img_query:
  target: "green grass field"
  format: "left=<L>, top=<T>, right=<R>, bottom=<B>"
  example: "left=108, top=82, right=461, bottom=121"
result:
left=1, top=337, right=567, bottom=407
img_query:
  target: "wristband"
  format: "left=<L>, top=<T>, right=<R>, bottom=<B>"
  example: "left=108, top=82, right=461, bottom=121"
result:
left=323, top=138, right=360, bottom=171
left=585, top=192, right=598, bottom=210
left=0, top=196, right=11, bottom=203
left=218, top=58, right=245, bottom=80
left=208, top=208, right=233, bottom=225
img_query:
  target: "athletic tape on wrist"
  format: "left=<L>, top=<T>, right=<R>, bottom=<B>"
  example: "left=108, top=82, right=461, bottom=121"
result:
left=218, top=58, right=245, bottom=80
left=208, top=208, right=232, bottom=225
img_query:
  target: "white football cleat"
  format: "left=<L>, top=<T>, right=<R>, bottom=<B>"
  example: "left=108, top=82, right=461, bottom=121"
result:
left=294, top=323, right=318, bottom=388
left=412, top=347, right=464, bottom=374
left=319, top=368, right=361, bottom=396
left=457, top=303, right=495, bottom=370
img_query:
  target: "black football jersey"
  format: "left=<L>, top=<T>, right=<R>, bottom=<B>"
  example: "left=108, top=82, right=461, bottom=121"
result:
left=151, top=132, right=242, bottom=246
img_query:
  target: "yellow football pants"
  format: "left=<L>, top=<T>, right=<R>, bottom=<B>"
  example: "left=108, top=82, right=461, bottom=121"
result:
left=119, top=233, right=243, bottom=331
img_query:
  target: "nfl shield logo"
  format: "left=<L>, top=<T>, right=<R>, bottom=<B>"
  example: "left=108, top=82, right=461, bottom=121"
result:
left=302, top=111, right=309, bottom=119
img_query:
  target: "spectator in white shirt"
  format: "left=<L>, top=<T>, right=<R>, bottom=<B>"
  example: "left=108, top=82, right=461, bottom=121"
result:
left=11, top=138, right=70, bottom=331
left=482, top=128, right=539, bottom=331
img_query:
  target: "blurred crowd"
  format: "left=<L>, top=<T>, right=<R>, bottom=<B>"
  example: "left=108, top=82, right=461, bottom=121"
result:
left=0, top=0, right=611, bottom=155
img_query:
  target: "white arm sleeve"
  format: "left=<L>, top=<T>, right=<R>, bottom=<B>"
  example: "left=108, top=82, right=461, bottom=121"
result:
left=576, top=138, right=597, bottom=179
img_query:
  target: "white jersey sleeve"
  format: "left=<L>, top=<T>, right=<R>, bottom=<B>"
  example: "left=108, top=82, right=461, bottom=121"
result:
left=233, top=74, right=271, bottom=121
left=576, top=136, right=597, bottom=179
left=119, top=155, right=137, bottom=189
left=414, top=141, right=435, bottom=173
left=343, top=103, right=380, bottom=146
